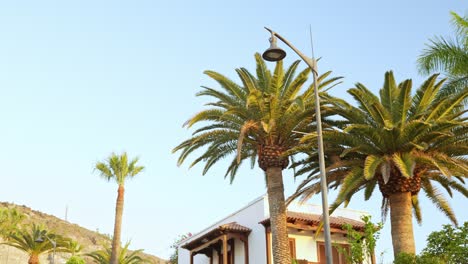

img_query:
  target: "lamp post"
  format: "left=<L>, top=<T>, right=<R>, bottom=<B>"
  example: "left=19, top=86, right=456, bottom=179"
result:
left=35, top=234, right=56, bottom=264
left=263, top=27, right=333, bottom=264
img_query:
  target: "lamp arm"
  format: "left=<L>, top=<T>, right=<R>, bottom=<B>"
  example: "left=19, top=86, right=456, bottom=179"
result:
left=264, top=27, right=318, bottom=74
left=45, top=235, right=57, bottom=247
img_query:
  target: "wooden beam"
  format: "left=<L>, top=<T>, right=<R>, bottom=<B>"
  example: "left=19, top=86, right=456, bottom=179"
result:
left=286, top=223, right=349, bottom=234
left=190, top=236, right=221, bottom=254
left=227, top=233, right=247, bottom=242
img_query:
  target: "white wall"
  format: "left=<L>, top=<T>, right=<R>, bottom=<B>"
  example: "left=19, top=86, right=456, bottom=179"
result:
left=178, top=195, right=269, bottom=264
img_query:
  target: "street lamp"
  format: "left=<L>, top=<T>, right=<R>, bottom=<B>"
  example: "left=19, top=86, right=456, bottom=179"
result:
left=35, top=234, right=56, bottom=264
left=262, top=27, right=333, bottom=264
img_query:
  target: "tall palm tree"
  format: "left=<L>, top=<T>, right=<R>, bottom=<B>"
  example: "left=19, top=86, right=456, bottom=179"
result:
left=86, top=242, right=149, bottom=264
left=2, top=224, right=67, bottom=264
left=418, top=12, right=468, bottom=92
left=173, top=53, right=342, bottom=264
left=289, top=71, right=468, bottom=257
left=95, top=152, right=145, bottom=264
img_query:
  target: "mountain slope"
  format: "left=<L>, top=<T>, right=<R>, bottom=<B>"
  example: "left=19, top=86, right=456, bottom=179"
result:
left=0, top=202, right=166, bottom=264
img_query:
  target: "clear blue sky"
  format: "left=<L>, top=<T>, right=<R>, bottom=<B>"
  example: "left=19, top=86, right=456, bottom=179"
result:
left=0, top=0, right=466, bottom=262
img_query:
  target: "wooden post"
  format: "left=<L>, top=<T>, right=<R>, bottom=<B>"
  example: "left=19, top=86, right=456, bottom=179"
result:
left=215, top=246, right=221, bottom=264
left=265, top=228, right=271, bottom=264
left=230, top=239, right=235, bottom=264
left=190, top=252, right=194, bottom=264
left=223, top=234, right=228, bottom=264
left=243, top=237, right=249, bottom=264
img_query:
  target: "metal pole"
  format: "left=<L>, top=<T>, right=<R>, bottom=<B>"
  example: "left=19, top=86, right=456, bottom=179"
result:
left=46, top=236, right=56, bottom=264
left=265, top=27, right=333, bottom=264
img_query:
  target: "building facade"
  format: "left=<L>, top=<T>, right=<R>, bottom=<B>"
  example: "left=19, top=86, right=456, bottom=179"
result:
left=178, top=195, right=371, bottom=264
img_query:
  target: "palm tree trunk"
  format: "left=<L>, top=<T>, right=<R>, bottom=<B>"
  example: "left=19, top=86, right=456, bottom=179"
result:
left=266, top=167, right=291, bottom=264
left=389, top=192, right=415, bottom=257
left=28, top=254, right=39, bottom=264
left=110, top=184, right=125, bottom=264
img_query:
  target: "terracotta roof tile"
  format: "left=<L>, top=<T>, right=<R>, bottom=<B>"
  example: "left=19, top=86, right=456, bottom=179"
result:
left=260, top=211, right=365, bottom=230
left=219, top=222, right=252, bottom=232
left=181, top=222, right=251, bottom=250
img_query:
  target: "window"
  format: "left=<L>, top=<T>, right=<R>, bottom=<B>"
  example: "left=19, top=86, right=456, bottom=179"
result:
left=317, top=242, right=349, bottom=264
left=289, top=238, right=296, bottom=259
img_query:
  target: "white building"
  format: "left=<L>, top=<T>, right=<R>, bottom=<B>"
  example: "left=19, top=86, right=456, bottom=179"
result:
left=178, top=195, right=372, bottom=264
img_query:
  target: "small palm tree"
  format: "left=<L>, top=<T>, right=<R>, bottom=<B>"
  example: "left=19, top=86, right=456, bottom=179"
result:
left=289, top=71, right=468, bottom=257
left=95, top=152, right=144, bottom=264
left=2, top=224, right=67, bottom=264
left=174, top=53, right=342, bottom=264
left=63, top=239, right=84, bottom=256
left=418, top=12, right=468, bottom=92
left=86, top=242, right=149, bottom=264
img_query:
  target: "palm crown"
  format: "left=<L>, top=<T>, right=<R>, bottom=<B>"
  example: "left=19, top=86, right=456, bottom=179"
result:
left=289, top=71, right=467, bottom=255
left=95, top=152, right=144, bottom=186
left=418, top=12, right=468, bottom=92
left=173, top=53, right=342, bottom=180
left=2, top=224, right=69, bottom=264
left=86, top=242, right=149, bottom=264
left=173, top=53, right=342, bottom=264
left=292, top=71, right=468, bottom=222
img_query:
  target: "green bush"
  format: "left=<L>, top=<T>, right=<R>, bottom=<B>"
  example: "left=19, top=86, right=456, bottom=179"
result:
left=338, top=215, right=383, bottom=264
left=393, top=253, right=443, bottom=264
left=66, top=255, right=85, bottom=264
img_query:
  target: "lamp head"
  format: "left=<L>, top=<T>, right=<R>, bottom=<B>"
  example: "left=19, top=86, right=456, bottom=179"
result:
left=262, top=34, right=286, bottom=62
left=35, top=236, right=44, bottom=243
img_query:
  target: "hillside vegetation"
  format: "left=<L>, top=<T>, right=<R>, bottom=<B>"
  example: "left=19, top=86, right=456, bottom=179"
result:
left=0, top=202, right=166, bottom=264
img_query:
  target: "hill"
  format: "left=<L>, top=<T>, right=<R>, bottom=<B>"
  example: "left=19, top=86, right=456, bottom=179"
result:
left=0, top=202, right=167, bottom=264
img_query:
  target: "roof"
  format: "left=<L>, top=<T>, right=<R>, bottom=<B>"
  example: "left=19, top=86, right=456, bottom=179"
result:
left=259, top=211, right=365, bottom=230
left=181, top=222, right=251, bottom=251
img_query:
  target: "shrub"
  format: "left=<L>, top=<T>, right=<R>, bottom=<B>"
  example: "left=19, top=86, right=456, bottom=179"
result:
left=65, top=255, right=86, bottom=264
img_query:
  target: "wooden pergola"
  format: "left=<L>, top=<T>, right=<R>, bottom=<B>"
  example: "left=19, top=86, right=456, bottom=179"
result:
left=181, top=222, right=251, bottom=264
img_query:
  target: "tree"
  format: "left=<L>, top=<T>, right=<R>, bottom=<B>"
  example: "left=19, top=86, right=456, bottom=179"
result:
left=289, top=71, right=468, bottom=257
left=173, top=53, right=342, bottom=264
left=168, top=233, right=192, bottom=264
left=1, top=224, right=68, bottom=264
left=418, top=12, right=468, bottom=93
left=421, top=222, right=468, bottom=264
left=86, top=241, right=150, bottom=264
left=95, top=152, right=145, bottom=264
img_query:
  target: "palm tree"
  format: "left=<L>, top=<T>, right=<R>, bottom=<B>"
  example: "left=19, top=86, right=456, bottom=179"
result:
left=289, top=71, right=468, bottom=257
left=86, top=242, right=149, bottom=264
left=173, top=53, right=342, bottom=264
left=2, top=224, right=67, bottom=264
left=95, top=152, right=145, bottom=264
left=418, top=12, right=468, bottom=92
left=63, top=239, right=84, bottom=256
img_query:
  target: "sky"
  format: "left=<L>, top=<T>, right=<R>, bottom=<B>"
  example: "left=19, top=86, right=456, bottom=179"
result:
left=0, top=0, right=466, bottom=262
